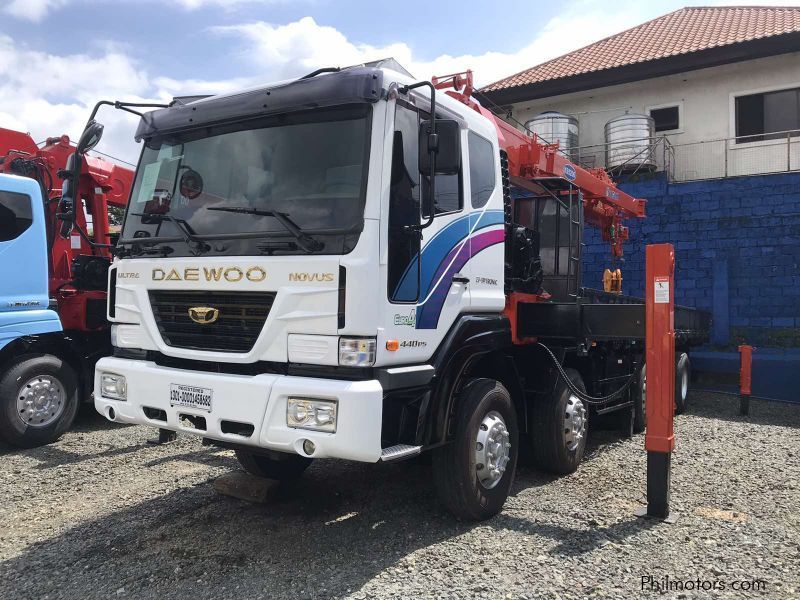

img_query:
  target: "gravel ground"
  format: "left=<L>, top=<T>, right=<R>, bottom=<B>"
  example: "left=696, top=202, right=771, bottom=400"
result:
left=1, top=392, right=798, bottom=600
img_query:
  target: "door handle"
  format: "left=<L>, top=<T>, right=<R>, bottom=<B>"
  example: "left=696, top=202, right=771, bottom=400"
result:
left=452, top=273, right=470, bottom=285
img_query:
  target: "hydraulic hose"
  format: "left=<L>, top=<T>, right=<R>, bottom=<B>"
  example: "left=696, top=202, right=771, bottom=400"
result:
left=537, top=342, right=640, bottom=406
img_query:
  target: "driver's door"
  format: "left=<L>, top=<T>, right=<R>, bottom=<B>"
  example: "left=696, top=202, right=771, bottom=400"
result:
left=386, top=99, right=469, bottom=341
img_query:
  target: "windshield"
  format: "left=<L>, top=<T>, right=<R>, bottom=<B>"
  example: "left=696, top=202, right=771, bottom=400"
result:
left=121, top=105, right=371, bottom=256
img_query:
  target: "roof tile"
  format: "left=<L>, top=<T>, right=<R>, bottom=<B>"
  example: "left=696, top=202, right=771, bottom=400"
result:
left=482, top=6, right=800, bottom=92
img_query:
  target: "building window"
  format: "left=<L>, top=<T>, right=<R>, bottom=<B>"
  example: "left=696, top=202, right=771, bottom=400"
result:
left=735, top=87, right=800, bottom=143
left=649, top=105, right=680, bottom=133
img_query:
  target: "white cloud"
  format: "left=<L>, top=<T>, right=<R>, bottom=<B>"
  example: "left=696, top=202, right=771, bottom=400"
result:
left=12, top=1, right=793, bottom=164
left=211, top=6, right=656, bottom=88
left=0, top=35, right=267, bottom=164
left=3, top=0, right=68, bottom=22
left=0, top=36, right=155, bottom=163
left=0, top=6, right=663, bottom=163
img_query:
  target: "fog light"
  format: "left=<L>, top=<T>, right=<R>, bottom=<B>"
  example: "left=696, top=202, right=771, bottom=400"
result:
left=100, top=372, right=127, bottom=401
left=287, top=398, right=337, bottom=433
left=303, top=439, right=316, bottom=455
left=338, top=337, right=376, bottom=366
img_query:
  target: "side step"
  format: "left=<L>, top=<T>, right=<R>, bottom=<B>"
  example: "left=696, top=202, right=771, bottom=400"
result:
left=380, top=444, right=422, bottom=462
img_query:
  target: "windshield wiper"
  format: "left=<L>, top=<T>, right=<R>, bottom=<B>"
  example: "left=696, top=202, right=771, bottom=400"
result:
left=206, top=207, right=324, bottom=253
left=130, top=213, right=211, bottom=255
left=125, top=244, right=174, bottom=258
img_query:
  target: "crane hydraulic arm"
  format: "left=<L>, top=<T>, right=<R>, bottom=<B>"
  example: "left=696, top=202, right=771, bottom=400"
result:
left=0, top=127, right=133, bottom=330
left=432, top=71, right=646, bottom=257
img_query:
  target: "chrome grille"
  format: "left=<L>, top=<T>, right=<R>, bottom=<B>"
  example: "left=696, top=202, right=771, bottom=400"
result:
left=148, top=290, right=275, bottom=353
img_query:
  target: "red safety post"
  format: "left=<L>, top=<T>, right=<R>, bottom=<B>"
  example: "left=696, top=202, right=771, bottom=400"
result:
left=738, top=345, right=753, bottom=416
left=636, top=243, right=676, bottom=522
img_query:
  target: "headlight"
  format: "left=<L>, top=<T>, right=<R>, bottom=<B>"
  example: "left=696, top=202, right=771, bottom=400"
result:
left=287, top=398, right=337, bottom=433
left=100, top=372, right=127, bottom=401
left=338, top=337, right=376, bottom=366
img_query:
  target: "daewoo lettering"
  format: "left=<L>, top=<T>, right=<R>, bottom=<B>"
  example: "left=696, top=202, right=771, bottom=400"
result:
left=151, top=266, right=267, bottom=282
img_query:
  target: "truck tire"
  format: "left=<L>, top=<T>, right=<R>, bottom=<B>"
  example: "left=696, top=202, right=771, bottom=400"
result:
left=633, top=363, right=647, bottom=434
left=532, top=368, right=588, bottom=474
left=432, top=378, right=518, bottom=521
left=0, top=354, right=79, bottom=448
left=235, top=449, right=312, bottom=481
left=674, top=353, right=690, bottom=414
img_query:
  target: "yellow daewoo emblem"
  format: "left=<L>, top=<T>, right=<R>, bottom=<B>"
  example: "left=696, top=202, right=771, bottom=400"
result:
left=188, top=306, right=220, bottom=325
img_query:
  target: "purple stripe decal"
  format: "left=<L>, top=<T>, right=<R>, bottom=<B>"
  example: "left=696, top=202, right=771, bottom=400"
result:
left=416, top=228, right=504, bottom=329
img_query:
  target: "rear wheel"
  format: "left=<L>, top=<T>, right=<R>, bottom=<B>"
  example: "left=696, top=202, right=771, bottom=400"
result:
left=432, top=378, right=519, bottom=521
left=633, top=363, right=647, bottom=434
left=532, top=368, right=588, bottom=474
left=235, top=449, right=313, bottom=481
left=0, top=354, right=79, bottom=448
left=674, top=353, right=690, bottom=415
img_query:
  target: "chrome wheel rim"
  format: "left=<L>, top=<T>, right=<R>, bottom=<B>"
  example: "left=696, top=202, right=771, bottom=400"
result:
left=16, top=375, right=66, bottom=428
left=475, top=410, right=511, bottom=489
left=564, top=394, right=587, bottom=451
left=680, top=367, right=688, bottom=400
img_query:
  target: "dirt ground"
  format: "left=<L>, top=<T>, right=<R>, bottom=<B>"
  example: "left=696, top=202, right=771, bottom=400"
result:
left=1, top=392, right=797, bottom=599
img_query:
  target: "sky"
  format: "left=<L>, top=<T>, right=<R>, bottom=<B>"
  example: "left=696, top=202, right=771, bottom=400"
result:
left=1, top=0, right=796, bottom=164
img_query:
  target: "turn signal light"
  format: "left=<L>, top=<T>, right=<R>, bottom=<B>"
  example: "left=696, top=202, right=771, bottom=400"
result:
left=386, top=340, right=399, bottom=351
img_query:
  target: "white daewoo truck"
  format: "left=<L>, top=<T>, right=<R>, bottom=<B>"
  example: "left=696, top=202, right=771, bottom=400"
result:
left=94, top=62, right=709, bottom=519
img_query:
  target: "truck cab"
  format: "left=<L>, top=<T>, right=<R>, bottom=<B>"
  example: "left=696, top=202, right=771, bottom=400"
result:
left=0, top=174, right=74, bottom=445
left=0, top=174, right=62, bottom=348
left=95, top=64, right=707, bottom=519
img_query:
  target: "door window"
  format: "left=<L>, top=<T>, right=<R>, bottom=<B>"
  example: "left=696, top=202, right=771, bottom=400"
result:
left=387, top=100, right=465, bottom=303
left=0, top=191, right=33, bottom=242
left=388, top=103, right=422, bottom=302
left=468, top=132, right=496, bottom=208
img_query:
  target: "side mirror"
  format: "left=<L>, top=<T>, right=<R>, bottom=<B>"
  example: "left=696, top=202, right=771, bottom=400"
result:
left=77, top=120, right=104, bottom=155
left=419, top=119, right=460, bottom=176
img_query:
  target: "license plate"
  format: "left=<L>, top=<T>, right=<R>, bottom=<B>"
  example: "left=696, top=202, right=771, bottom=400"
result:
left=169, top=384, right=213, bottom=412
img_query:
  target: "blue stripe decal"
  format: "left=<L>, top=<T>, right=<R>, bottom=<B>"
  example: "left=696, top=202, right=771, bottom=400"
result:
left=393, top=209, right=503, bottom=301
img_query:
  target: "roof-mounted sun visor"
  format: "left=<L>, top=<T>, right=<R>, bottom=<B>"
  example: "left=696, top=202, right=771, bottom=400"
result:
left=135, top=67, right=385, bottom=141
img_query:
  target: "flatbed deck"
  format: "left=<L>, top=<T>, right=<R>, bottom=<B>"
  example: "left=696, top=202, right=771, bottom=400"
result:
left=517, top=288, right=711, bottom=347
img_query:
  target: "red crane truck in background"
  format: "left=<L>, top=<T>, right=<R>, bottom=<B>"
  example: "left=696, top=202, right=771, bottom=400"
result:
left=0, top=126, right=133, bottom=447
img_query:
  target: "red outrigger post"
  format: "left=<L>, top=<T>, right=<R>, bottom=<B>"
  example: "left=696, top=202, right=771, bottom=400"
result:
left=739, top=344, right=754, bottom=416
left=638, top=243, right=677, bottom=522
left=432, top=70, right=646, bottom=258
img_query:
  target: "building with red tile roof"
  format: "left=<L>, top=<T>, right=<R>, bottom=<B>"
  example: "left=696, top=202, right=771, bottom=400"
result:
left=481, top=6, right=800, bottom=104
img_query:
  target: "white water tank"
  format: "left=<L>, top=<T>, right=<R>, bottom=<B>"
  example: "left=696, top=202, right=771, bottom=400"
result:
left=526, top=111, right=579, bottom=161
left=605, top=114, right=656, bottom=172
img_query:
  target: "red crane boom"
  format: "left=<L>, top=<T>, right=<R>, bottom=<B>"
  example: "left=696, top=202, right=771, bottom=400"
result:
left=0, top=127, right=133, bottom=331
left=432, top=70, right=646, bottom=257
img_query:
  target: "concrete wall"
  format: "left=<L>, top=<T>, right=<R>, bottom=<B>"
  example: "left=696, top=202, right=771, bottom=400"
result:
left=580, top=171, right=800, bottom=349
left=509, top=53, right=800, bottom=179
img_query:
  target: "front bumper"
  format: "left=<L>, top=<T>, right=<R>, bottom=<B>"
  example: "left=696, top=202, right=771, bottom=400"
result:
left=94, top=357, right=383, bottom=462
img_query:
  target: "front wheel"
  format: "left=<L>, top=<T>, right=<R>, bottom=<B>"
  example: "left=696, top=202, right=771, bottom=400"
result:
left=432, top=378, right=519, bottom=521
left=0, top=354, right=79, bottom=448
left=235, top=449, right=313, bottom=481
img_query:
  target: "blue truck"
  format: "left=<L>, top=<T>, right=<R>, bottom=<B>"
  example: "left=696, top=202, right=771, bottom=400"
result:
left=0, top=123, right=132, bottom=448
left=0, top=174, right=72, bottom=446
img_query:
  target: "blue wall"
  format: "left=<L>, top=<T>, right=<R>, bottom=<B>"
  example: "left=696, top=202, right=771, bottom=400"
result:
left=581, top=172, right=800, bottom=349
